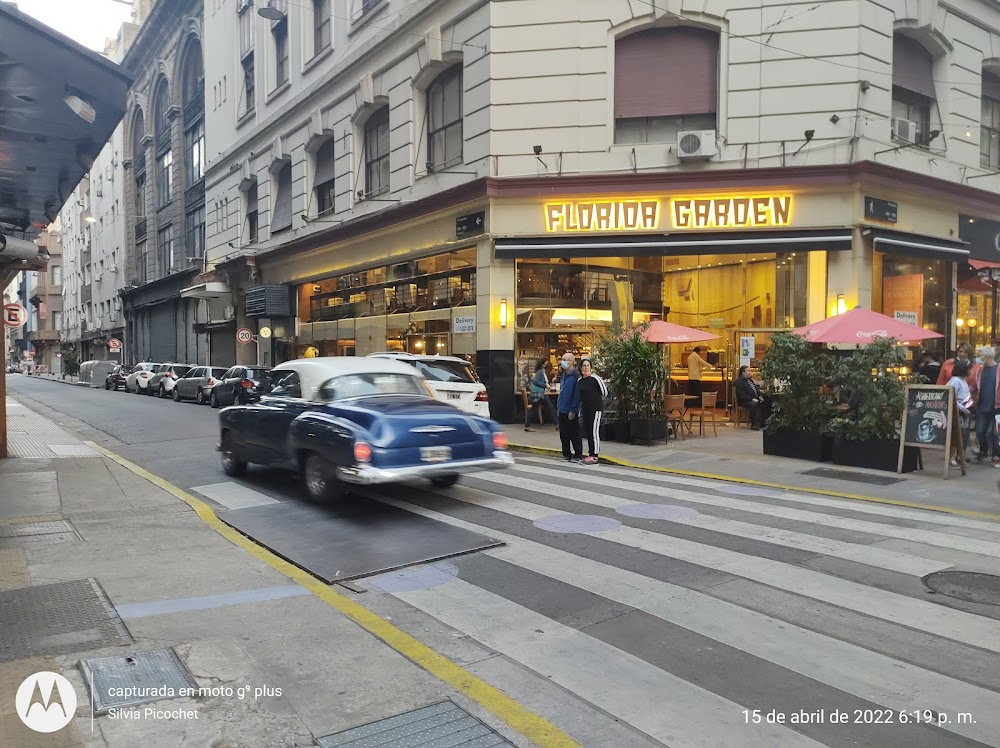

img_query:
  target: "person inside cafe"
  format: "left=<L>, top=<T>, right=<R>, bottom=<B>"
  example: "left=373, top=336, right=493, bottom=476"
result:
left=735, top=365, right=770, bottom=430
left=524, top=359, right=557, bottom=432
left=687, top=346, right=712, bottom=398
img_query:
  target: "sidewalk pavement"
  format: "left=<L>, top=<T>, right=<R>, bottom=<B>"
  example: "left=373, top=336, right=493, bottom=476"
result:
left=0, top=396, right=535, bottom=748
left=511, top=418, right=1000, bottom=518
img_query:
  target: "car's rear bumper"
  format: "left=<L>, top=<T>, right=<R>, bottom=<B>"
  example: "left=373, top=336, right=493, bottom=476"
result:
left=337, top=451, right=515, bottom=485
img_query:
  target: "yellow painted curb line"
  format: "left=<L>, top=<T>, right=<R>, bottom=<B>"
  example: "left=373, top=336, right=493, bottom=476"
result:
left=85, top=441, right=582, bottom=748
left=510, top=444, right=1000, bottom=522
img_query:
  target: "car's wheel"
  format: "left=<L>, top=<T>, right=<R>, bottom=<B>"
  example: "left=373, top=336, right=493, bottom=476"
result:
left=105, top=382, right=111, bottom=390
left=172, top=387, right=181, bottom=402
left=196, top=388, right=205, bottom=405
left=136, top=384, right=144, bottom=395
left=220, top=434, right=247, bottom=477
left=430, top=474, right=460, bottom=489
left=210, top=391, right=219, bottom=409
left=158, top=384, right=166, bottom=399
left=304, top=453, right=344, bottom=503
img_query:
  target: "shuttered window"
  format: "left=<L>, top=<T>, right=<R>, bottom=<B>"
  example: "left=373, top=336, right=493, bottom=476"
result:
left=892, top=35, right=936, bottom=100
left=615, top=27, right=719, bottom=121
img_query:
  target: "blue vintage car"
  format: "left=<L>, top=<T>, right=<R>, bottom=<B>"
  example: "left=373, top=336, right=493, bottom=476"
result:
left=217, top=357, right=514, bottom=501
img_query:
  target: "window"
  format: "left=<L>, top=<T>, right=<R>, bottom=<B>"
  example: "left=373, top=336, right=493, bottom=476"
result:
left=426, top=67, right=463, bottom=169
left=269, top=370, right=301, bottom=398
left=239, top=2, right=254, bottom=58
left=157, top=225, right=174, bottom=275
left=313, top=0, right=331, bottom=54
left=180, top=41, right=204, bottom=109
left=246, top=181, right=259, bottom=242
left=157, top=149, right=173, bottom=206
left=314, top=139, right=335, bottom=215
left=891, top=34, right=937, bottom=147
left=53, top=310, right=62, bottom=330
left=614, top=27, right=719, bottom=144
left=365, top=106, right=390, bottom=196
left=272, top=162, right=292, bottom=232
left=153, top=83, right=169, bottom=136
left=982, top=72, right=1000, bottom=168
left=320, top=373, right=425, bottom=401
left=186, top=206, right=205, bottom=260
left=186, top=119, right=205, bottom=184
left=241, top=55, right=255, bottom=115
left=52, top=265, right=62, bottom=286
left=273, top=18, right=289, bottom=88
left=136, top=239, right=147, bottom=283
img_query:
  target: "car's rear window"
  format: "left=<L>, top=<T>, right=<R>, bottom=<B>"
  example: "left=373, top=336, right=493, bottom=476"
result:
left=319, top=373, right=426, bottom=401
left=172, top=366, right=192, bottom=376
left=210, top=368, right=228, bottom=378
left=246, top=369, right=270, bottom=381
left=412, top=360, right=478, bottom=384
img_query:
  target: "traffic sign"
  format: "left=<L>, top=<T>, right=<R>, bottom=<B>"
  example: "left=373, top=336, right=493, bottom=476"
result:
left=3, top=303, right=28, bottom=329
left=258, top=327, right=272, bottom=339
left=108, top=338, right=122, bottom=350
left=237, top=328, right=254, bottom=344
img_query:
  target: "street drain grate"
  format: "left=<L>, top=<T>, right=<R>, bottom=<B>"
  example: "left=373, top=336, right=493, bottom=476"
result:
left=0, top=519, right=81, bottom=550
left=316, top=701, right=515, bottom=747
left=80, top=648, right=198, bottom=714
left=0, top=578, right=133, bottom=663
left=922, top=571, right=1000, bottom=606
left=800, top=467, right=904, bottom=486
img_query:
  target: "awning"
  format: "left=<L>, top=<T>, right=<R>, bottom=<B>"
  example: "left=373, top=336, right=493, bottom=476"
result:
left=970, top=259, right=1000, bottom=270
left=494, top=228, right=854, bottom=259
left=181, top=281, right=230, bottom=300
left=865, top=228, right=969, bottom=260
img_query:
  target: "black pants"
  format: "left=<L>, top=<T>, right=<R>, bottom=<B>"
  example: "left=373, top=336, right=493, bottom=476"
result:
left=559, top=412, right=583, bottom=460
left=741, top=398, right=772, bottom=427
left=582, top=409, right=603, bottom=457
left=688, top=379, right=703, bottom=398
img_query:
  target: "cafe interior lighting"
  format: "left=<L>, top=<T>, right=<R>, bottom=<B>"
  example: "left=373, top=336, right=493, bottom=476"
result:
left=499, top=298, right=509, bottom=328
left=956, top=318, right=965, bottom=327
left=836, top=294, right=847, bottom=315
left=968, top=318, right=978, bottom=327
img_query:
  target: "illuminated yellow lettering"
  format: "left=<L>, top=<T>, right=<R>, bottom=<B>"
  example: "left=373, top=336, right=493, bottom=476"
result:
left=694, top=200, right=711, bottom=227
left=714, top=200, right=730, bottom=227
left=595, top=204, right=611, bottom=230
left=753, top=197, right=768, bottom=225
left=733, top=199, right=750, bottom=225
left=578, top=204, right=593, bottom=230
left=545, top=204, right=565, bottom=232
left=567, top=204, right=579, bottom=231
left=641, top=201, right=658, bottom=229
left=773, top=196, right=791, bottom=225
left=674, top=201, right=691, bottom=228
left=621, top=202, right=638, bottom=229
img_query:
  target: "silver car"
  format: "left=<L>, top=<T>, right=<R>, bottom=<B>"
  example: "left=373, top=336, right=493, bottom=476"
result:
left=147, top=363, right=194, bottom=398
left=125, top=362, right=161, bottom=394
left=172, top=366, right=229, bottom=405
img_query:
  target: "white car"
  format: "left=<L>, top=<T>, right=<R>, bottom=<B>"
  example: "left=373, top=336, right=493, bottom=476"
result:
left=367, top=353, right=490, bottom=417
left=125, top=362, right=161, bottom=394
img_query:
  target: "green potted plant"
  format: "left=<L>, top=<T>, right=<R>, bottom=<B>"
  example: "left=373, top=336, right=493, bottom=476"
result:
left=593, top=324, right=665, bottom=443
left=828, top=337, right=919, bottom=472
left=760, top=332, right=836, bottom=461
left=62, top=347, right=81, bottom=379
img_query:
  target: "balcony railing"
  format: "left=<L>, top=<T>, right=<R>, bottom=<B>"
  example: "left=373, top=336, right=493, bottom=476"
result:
left=310, top=269, right=476, bottom=322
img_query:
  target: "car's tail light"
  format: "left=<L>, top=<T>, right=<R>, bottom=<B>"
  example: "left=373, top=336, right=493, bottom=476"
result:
left=475, top=390, right=489, bottom=402
left=493, top=432, right=508, bottom=450
left=353, top=442, right=372, bottom=463
left=241, top=379, right=254, bottom=389
left=165, top=371, right=174, bottom=379
left=207, top=378, right=215, bottom=386
left=139, top=372, right=148, bottom=379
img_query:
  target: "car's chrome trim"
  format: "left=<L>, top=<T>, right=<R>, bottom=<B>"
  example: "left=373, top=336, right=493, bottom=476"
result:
left=337, top=451, right=515, bottom=484
left=409, top=425, right=456, bottom=434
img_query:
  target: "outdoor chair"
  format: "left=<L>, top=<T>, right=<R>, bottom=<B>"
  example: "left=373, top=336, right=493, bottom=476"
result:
left=665, top=394, right=688, bottom=441
left=686, top=391, right=719, bottom=437
left=521, top=388, right=544, bottom=426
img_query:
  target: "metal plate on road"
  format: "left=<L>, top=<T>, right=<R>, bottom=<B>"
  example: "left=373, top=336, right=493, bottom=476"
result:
left=922, top=571, right=1000, bottom=605
left=219, top=498, right=502, bottom=583
left=80, top=647, right=198, bottom=714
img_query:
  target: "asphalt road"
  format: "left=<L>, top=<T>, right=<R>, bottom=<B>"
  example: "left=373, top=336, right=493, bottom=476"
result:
left=9, top=374, right=1000, bottom=748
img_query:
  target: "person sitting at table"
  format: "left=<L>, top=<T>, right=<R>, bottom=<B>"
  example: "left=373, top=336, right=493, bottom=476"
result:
left=525, top=359, right=557, bottom=432
left=735, top=365, right=769, bottom=430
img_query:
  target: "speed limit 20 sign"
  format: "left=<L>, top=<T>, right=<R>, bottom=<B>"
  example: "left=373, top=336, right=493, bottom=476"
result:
left=237, top=328, right=254, bottom=344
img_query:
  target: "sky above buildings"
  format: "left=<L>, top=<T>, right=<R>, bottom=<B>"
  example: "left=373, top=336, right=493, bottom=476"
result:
left=14, top=0, right=133, bottom=53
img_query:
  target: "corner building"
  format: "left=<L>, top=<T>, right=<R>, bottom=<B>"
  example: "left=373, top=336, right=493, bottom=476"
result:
left=202, top=0, right=1000, bottom=422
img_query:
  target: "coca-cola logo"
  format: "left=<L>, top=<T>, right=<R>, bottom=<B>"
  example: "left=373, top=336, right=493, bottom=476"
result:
left=666, top=335, right=692, bottom=341
left=856, top=330, right=889, bottom=338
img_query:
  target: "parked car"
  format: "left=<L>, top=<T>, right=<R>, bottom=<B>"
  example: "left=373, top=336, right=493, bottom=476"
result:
left=125, top=362, right=161, bottom=394
left=367, top=353, right=490, bottom=417
left=104, top=365, right=127, bottom=391
left=173, top=366, right=229, bottom=404
left=148, top=363, right=194, bottom=398
left=6, top=364, right=22, bottom=374
left=210, top=366, right=271, bottom=408
left=218, top=357, right=513, bottom=502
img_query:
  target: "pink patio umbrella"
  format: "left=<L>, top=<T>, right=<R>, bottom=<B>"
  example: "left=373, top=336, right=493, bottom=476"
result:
left=791, top=306, right=944, bottom=344
left=630, top=320, right=720, bottom=395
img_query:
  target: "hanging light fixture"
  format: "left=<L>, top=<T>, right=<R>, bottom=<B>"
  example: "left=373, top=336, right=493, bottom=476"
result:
left=836, top=294, right=846, bottom=315
left=257, top=1, right=285, bottom=20
left=499, top=298, right=509, bottom=328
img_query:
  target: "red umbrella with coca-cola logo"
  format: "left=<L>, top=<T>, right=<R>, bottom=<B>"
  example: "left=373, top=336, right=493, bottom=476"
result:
left=791, top=306, right=943, bottom=344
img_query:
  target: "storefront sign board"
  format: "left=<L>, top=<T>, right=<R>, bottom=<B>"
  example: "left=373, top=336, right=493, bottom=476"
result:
left=453, top=316, right=476, bottom=334
left=739, top=336, right=755, bottom=368
left=893, top=311, right=918, bottom=326
left=882, top=274, right=924, bottom=328
left=671, top=196, right=792, bottom=230
left=899, top=385, right=964, bottom=478
left=865, top=197, right=897, bottom=223
left=456, top=211, right=486, bottom=239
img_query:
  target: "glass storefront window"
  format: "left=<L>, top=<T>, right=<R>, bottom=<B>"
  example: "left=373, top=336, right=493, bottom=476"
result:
left=875, top=255, right=951, bottom=348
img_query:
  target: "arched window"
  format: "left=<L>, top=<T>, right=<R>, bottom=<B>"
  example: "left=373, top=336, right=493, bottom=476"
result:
left=614, top=26, right=719, bottom=144
left=152, top=80, right=173, bottom=207
left=426, top=66, right=463, bottom=170
left=364, top=106, right=390, bottom=196
left=131, top=110, right=147, bottom=217
left=180, top=39, right=205, bottom=186
left=131, top=109, right=145, bottom=162
left=180, top=41, right=203, bottom=106
left=153, top=80, right=170, bottom=136
left=891, top=34, right=937, bottom=147
left=982, top=70, right=1000, bottom=168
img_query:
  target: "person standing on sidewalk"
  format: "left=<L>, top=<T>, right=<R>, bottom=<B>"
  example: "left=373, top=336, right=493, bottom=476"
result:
left=973, top=347, right=1000, bottom=467
left=687, top=347, right=712, bottom=398
left=556, top=352, right=583, bottom=463
left=525, top=359, right=557, bottom=432
left=577, top=358, right=607, bottom=465
left=947, top=359, right=974, bottom=466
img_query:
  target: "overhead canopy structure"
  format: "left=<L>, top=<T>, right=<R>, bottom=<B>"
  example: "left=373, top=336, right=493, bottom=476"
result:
left=0, top=4, right=131, bottom=458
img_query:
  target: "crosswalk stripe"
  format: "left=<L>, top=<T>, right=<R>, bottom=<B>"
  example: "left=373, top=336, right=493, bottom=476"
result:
left=514, top=454, right=1000, bottom=534
left=371, top=491, right=1000, bottom=747
left=499, top=464, right=1000, bottom=559
left=472, top=471, right=952, bottom=577
left=429, top=484, right=1000, bottom=654
left=390, top=576, right=826, bottom=748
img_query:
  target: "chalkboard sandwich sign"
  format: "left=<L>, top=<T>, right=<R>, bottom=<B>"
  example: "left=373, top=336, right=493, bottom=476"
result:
left=898, top=385, right=965, bottom=478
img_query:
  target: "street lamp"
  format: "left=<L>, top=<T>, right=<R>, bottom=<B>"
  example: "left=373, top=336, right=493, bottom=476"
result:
left=257, top=2, right=285, bottom=20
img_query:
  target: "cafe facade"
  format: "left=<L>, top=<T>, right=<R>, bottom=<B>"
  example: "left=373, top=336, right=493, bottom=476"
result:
left=238, top=162, right=985, bottom=423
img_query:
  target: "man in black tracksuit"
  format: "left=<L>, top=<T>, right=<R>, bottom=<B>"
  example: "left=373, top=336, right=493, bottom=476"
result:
left=577, top=358, right=608, bottom=465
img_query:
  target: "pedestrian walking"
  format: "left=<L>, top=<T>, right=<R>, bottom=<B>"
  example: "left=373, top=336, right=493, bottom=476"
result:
left=687, top=346, right=711, bottom=398
left=524, top=359, right=557, bottom=432
left=577, top=358, right=607, bottom=465
left=947, top=359, right=974, bottom=465
left=973, top=347, right=1000, bottom=467
left=556, top=352, right=583, bottom=463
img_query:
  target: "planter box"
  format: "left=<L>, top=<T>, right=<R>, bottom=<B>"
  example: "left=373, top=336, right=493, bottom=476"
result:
left=599, top=419, right=617, bottom=442
left=614, top=419, right=632, bottom=443
left=833, top=438, right=918, bottom=473
left=762, top=429, right=832, bottom=462
left=630, top=416, right=666, bottom=444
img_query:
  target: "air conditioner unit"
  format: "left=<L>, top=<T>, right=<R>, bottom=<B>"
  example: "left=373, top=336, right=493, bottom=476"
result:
left=891, top=118, right=917, bottom=144
left=224, top=305, right=235, bottom=320
left=677, top=130, right=717, bottom=160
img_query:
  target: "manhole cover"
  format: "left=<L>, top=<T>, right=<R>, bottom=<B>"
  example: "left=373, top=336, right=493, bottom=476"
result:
left=0, top=578, right=132, bottom=663
left=80, top=648, right=198, bottom=714
left=317, top=700, right=514, bottom=747
left=923, top=571, right=1000, bottom=605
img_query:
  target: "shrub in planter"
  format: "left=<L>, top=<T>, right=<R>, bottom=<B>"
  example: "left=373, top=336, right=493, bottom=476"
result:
left=759, top=332, right=836, bottom=460
left=592, top=323, right=665, bottom=443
